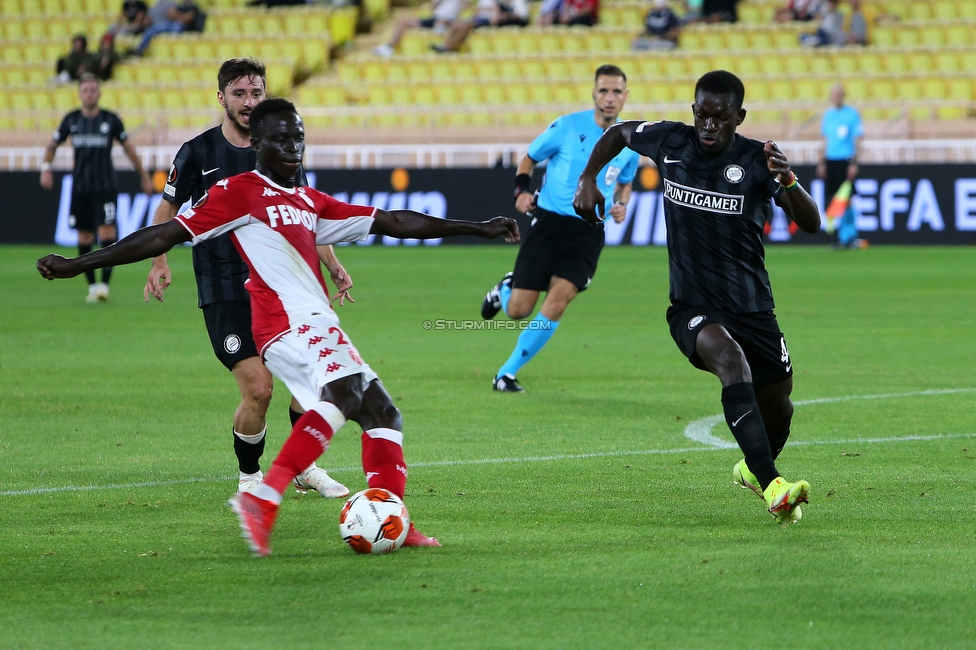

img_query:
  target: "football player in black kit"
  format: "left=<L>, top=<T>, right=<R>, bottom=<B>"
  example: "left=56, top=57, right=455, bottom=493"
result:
left=574, top=70, right=821, bottom=524
left=143, top=58, right=350, bottom=498
left=40, top=72, right=154, bottom=303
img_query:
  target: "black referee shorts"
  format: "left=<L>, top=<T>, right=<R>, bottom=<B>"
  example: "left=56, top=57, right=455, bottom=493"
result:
left=512, top=207, right=605, bottom=293
left=201, top=300, right=260, bottom=371
left=666, top=304, right=794, bottom=385
left=824, top=158, right=851, bottom=201
left=68, top=190, right=117, bottom=232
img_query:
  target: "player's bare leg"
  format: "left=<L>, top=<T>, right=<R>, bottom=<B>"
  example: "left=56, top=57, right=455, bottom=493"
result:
left=77, top=229, right=101, bottom=302
left=231, top=357, right=273, bottom=492
left=94, top=223, right=117, bottom=300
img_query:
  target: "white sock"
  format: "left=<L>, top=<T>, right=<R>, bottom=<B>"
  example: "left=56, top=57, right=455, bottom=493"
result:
left=234, top=426, right=267, bottom=444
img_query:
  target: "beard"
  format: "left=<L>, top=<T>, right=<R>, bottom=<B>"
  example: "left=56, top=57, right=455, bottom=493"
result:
left=227, top=107, right=251, bottom=136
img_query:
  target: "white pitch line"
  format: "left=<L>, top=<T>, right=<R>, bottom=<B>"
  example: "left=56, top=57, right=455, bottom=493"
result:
left=4, top=389, right=975, bottom=497
left=684, top=387, right=976, bottom=448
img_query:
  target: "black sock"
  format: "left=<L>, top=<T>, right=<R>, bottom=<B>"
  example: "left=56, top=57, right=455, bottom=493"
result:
left=289, top=407, right=303, bottom=427
left=99, top=240, right=116, bottom=284
left=79, top=244, right=95, bottom=284
left=233, top=430, right=265, bottom=474
left=766, top=424, right=791, bottom=461
left=722, top=382, right=778, bottom=490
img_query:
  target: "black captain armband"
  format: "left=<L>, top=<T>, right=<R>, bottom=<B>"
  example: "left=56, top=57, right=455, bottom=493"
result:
left=514, top=173, right=532, bottom=199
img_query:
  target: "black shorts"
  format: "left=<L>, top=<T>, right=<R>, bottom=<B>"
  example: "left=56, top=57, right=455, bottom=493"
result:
left=69, top=190, right=117, bottom=232
left=512, top=208, right=605, bottom=292
left=201, top=300, right=260, bottom=371
left=824, top=158, right=851, bottom=201
left=666, top=304, right=793, bottom=385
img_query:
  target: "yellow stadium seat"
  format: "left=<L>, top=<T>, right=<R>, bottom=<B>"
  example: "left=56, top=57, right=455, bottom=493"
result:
left=366, top=85, right=391, bottom=106
left=907, top=51, right=931, bottom=74
left=25, top=19, right=46, bottom=39
left=412, top=84, right=435, bottom=105
left=769, top=80, right=792, bottom=102
left=772, top=29, right=799, bottom=49
left=538, top=31, right=561, bottom=53
left=894, top=26, right=920, bottom=48
left=810, top=54, right=832, bottom=75
left=559, top=31, right=584, bottom=54
left=458, top=83, right=481, bottom=104
left=514, top=32, right=539, bottom=56
left=759, top=57, right=784, bottom=76
left=870, top=25, right=895, bottom=47
left=302, top=39, right=329, bottom=70
left=934, top=51, right=958, bottom=73
left=546, top=59, right=570, bottom=80
left=959, top=0, right=976, bottom=19
left=506, top=82, right=529, bottom=104
left=475, top=60, right=499, bottom=81
left=21, top=0, right=41, bottom=14
left=553, top=83, right=575, bottom=104
left=663, top=58, right=685, bottom=78
left=869, top=78, right=896, bottom=101
left=390, top=84, right=411, bottom=105
left=646, top=81, right=671, bottom=104
left=947, top=77, right=972, bottom=99
left=529, top=84, right=551, bottom=104
left=499, top=58, right=520, bottom=79
left=909, top=2, right=931, bottom=20
left=844, top=77, right=868, bottom=101
left=636, top=56, right=664, bottom=77
left=737, top=3, right=761, bottom=24
left=523, top=59, right=545, bottom=80
left=482, top=84, right=505, bottom=104
left=883, top=51, right=908, bottom=74
left=7, top=68, right=28, bottom=86
left=701, top=31, right=727, bottom=49
left=451, top=61, right=474, bottom=82
left=466, top=34, right=492, bottom=55
left=686, top=56, right=710, bottom=77
left=429, top=59, right=453, bottom=82
left=1, top=0, right=20, bottom=15
left=831, top=52, right=857, bottom=74
left=750, top=30, right=773, bottom=50
left=733, top=55, right=760, bottom=77
left=42, top=0, right=62, bottom=13
left=724, top=30, right=749, bottom=50
left=583, top=31, right=608, bottom=53
left=945, top=24, right=970, bottom=46
left=794, top=78, right=820, bottom=102
left=191, top=39, right=216, bottom=60
left=679, top=30, right=705, bottom=50
left=857, top=51, right=883, bottom=74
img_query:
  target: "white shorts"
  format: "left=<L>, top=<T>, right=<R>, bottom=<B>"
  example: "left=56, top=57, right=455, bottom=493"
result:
left=263, top=316, right=378, bottom=411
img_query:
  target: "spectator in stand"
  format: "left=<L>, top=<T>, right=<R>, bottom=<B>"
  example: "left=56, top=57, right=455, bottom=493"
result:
left=800, top=0, right=843, bottom=46
left=55, top=35, right=96, bottom=84
left=775, top=0, right=821, bottom=22
left=108, top=0, right=151, bottom=36
left=130, top=2, right=206, bottom=56
left=844, top=0, right=868, bottom=45
left=632, top=0, right=681, bottom=50
left=432, top=0, right=529, bottom=53
left=373, top=0, right=468, bottom=57
left=700, top=0, right=737, bottom=23
left=538, top=0, right=599, bottom=26
left=682, top=0, right=703, bottom=22
left=91, top=34, right=121, bottom=80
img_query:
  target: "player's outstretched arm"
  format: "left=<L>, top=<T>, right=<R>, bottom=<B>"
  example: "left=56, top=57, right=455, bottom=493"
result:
left=370, top=210, right=520, bottom=243
left=38, top=221, right=191, bottom=281
left=144, top=199, right=180, bottom=302
left=765, top=141, right=820, bottom=234
left=574, top=121, right=638, bottom=225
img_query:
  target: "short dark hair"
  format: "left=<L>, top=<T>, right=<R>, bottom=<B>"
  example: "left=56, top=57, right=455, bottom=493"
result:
left=217, top=57, right=266, bottom=93
left=72, top=34, right=87, bottom=49
left=594, top=64, right=626, bottom=83
left=695, top=70, right=745, bottom=108
left=249, top=97, right=298, bottom=137
left=78, top=72, right=99, bottom=86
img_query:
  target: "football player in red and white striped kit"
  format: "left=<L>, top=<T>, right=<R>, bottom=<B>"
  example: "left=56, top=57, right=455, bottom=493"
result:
left=38, top=98, right=520, bottom=556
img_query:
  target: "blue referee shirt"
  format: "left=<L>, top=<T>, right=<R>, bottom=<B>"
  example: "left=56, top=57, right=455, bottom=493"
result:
left=821, top=104, right=863, bottom=161
left=528, top=109, right=640, bottom=219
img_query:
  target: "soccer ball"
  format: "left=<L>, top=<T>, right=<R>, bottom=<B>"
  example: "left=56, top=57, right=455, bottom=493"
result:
left=339, top=488, right=410, bottom=554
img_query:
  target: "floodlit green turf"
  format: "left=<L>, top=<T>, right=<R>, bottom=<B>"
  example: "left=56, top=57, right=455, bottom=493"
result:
left=2, top=243, right=975, bottom=649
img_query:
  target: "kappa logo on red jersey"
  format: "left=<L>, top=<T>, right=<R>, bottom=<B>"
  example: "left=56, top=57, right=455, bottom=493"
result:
left=350, top=349, right=364, bottom=365
left=297, top=325, right=311, bottom=335
left=307, top=335, right=324, bottom=348
left=325, top=362, right=344, bottom=373
left=262, top=187, right=280, bottom=197
left=318, top=348, right=336, bottom=360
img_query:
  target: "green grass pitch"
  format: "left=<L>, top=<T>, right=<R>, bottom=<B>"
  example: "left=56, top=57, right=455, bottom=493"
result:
left=2, top=243, right=975, bottom=649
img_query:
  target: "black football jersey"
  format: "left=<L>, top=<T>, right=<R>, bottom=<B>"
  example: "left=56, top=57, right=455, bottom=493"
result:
left=629, top=121, right=782, bottom=313
left=54, top=109, right=127, bottom=193
left=163, top=125, right=308, bottom=307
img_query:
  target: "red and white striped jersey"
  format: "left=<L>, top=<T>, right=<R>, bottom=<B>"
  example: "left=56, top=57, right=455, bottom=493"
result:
left=176, top=170, right=376, bottom=352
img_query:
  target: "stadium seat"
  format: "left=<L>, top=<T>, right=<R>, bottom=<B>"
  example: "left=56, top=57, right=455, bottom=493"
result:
left=883, top=51, right=908, bottom=75
left=944, top=24, right=971, bottom=47
left=934, top=51, right=959, bottom=73
left=857, top=52, right=883, bottom=74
